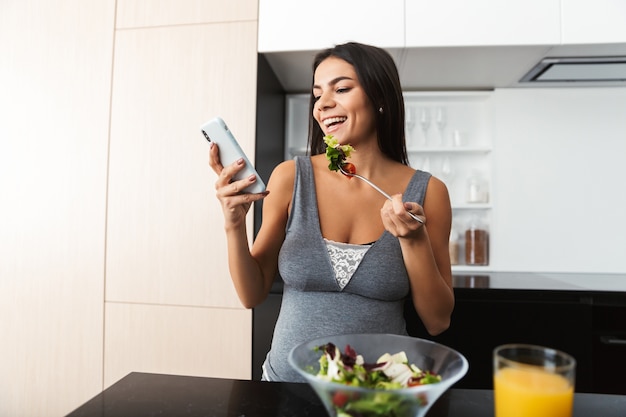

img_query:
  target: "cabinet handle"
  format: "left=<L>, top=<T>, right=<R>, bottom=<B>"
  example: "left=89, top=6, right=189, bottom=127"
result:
left=601, top=336, right=626, bottom=346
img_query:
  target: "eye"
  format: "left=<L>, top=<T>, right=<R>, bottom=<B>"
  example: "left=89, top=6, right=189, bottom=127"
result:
left=337, top=87, right=350, bottom=94
left=313, top=95, right=321, bottom=102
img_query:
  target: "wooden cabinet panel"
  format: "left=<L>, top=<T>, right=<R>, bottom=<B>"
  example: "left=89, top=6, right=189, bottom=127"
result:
left=0, top=0, right=114, bottom=416
left=104, top=302, right=252, bottom=388
left=406, top=0, right=561, bottom=47
left=258, top=0, right=404, bottom=52
left=106, top=22, right=257, bottom=308
left=116, top=0, right=258, bottom=28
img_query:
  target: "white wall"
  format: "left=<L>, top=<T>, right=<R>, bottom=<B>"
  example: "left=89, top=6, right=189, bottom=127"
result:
left=491, top=87, right=626, bottom=273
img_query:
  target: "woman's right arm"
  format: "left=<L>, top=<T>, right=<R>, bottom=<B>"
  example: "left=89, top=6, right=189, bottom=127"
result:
left=209, top=142, right=294, bottom=307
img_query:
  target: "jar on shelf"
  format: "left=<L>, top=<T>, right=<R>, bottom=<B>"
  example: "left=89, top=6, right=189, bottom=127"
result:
left=465, top=217, right=489, bottom=266
left=466, top=171, right=489, bottom=204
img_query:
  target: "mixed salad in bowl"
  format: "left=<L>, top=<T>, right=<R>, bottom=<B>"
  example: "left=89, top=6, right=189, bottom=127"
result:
left=289, top=334, right=468, bottom=417
left=311, top=343, right=442, bottom=417
left=315, top=343, right=442, bottom=390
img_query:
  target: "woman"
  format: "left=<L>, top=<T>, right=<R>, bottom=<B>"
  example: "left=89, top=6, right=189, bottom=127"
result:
left=209, top=42, right=454, bottom=382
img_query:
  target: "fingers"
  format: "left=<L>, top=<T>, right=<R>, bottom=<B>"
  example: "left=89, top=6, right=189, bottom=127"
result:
left=207, top=142, right=223, bottom=174
left=390, top=194, right=424, bottom=220
left=211, top=150, right=267, bottom=200
left=217, top=188, right=267, bottom=211
left=210, top=147, right=256, bottom=195
left=403, top=201, right=426, bottom=224
left=208, top=143, right=268, bottom=226
left=381, top=194, right=425, bottom=233
left=215, top=178, right=268, bottom=200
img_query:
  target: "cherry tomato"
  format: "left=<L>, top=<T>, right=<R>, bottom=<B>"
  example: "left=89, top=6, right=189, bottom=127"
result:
left=341, top=162, right=356, bottom=178
left=332, top=391, right=349, bottom=407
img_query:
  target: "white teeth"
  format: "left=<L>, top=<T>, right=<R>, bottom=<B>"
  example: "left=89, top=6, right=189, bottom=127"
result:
left=323, top=116, right=347, bottom=126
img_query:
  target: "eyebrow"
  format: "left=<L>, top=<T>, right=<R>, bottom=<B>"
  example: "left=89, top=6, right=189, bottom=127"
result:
left=312, top=76, right=354, bottom=90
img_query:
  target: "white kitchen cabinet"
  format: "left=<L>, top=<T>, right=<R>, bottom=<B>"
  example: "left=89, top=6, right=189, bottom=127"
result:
left=561, top=0, right=626, bottom=44
left=405, top=0, right=561, bottom=47
left=258, top=0, right=404, bottom=52
left=260, top=0, right=562, bottom=51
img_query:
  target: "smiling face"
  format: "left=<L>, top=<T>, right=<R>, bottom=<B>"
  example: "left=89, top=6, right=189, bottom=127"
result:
left=312, top=57, right=377, bottom=147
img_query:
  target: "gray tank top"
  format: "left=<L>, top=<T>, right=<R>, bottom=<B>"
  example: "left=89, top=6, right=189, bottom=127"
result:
left=262, top=156, right=431, bottom=382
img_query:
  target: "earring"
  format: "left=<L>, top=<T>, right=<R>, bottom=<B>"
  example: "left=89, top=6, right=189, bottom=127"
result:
left=379, top=107, right=384, bottom=114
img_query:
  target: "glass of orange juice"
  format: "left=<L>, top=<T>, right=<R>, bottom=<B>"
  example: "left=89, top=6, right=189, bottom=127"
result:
left=493, top=344, right=576, bottom=417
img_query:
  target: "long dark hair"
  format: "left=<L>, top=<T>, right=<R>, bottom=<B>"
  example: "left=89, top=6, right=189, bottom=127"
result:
left=307, top=42, right=409, bottom=165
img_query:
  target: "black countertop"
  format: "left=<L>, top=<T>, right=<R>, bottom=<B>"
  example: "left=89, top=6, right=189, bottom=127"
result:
left=66, top=372, right=626, bottom=417
left=450, top=271, right=626, bottom=292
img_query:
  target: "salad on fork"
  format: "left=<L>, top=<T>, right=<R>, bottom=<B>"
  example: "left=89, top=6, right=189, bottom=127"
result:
left=323, top=135, right=425, bottom=224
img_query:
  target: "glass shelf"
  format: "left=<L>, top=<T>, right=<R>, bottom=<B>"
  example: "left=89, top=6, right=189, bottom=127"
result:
left=452, top=203, right=492, bottom=210
left=407, top=146, right=491, bottom=154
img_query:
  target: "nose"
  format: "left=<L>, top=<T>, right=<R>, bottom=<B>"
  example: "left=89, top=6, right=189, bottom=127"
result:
left=315, top=91, right=334, bottom=112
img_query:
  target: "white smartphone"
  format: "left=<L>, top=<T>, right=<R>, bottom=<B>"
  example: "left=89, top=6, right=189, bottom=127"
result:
left=201, top=117, right=266, bottom=194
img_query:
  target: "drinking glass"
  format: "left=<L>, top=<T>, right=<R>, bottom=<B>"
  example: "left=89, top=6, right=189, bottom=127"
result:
left=494, top=344, right=576, bottom=417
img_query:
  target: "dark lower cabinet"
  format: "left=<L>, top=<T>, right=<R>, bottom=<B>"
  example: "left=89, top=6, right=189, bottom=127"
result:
left=405, top=289, right=594, bottom=392
left=406, top=288, right=626, bottom=395
left=252, top=292, right=282, bottom=381
left=590, top=296, right=626, bottom=395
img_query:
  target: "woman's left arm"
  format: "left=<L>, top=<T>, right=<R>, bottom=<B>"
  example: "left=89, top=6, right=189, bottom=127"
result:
left=381, top=177, right=454, bottom=335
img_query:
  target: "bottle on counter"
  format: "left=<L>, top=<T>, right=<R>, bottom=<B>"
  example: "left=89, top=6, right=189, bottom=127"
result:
left=465, top=216, right=489, bottom=266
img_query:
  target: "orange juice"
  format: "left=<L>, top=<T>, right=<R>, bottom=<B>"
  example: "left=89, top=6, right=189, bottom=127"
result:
left=494, top=367, right=573, bottom=417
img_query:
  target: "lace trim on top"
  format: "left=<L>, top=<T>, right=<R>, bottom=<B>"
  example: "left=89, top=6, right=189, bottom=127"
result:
left=324, top=238, right=372, bottom=289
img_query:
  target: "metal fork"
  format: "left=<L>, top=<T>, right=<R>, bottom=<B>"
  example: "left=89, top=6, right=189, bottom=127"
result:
left=338, top=165, right=425, bottom=224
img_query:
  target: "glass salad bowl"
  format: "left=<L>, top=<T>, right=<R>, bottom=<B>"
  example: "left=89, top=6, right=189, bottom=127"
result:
left=288, top=333, right=469, bottom=417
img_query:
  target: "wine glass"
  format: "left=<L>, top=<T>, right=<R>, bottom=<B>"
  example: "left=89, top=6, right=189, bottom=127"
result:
left=434, top=106, right=446, bottom=146
left=440, top=156, right=455, bottom=185
left=419, top=107, right=431, bottom=145
left=405, top=104, right=416, bottom=146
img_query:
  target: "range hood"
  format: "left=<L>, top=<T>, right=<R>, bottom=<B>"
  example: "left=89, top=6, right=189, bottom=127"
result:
left=262, top=42, right=626, bottom=92
left=520, top=56, right=626, bottom=83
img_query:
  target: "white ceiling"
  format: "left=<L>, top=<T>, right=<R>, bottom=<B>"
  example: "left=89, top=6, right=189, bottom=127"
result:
left=263, top=43, right=626, bottom=93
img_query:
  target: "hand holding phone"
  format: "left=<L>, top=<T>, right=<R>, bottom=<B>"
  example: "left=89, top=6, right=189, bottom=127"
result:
left=201, top=117, right=266, bottom=194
